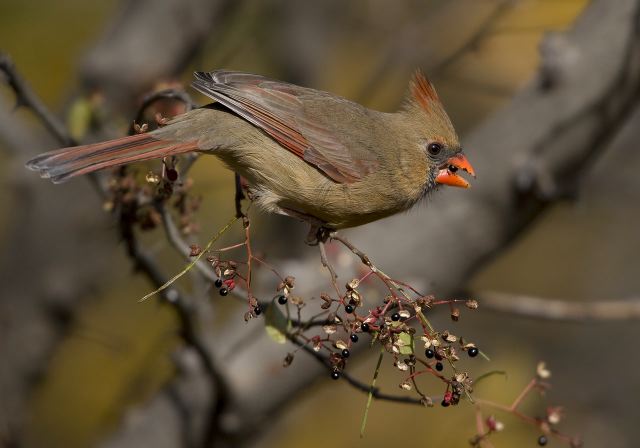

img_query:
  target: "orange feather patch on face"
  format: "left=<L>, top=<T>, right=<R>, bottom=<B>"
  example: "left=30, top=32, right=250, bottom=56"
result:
left=410, top=70, right=441, bottom=113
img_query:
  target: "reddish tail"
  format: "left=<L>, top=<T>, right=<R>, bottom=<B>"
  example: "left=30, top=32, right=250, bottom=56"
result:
left=26, top=134, right=198, bottom=183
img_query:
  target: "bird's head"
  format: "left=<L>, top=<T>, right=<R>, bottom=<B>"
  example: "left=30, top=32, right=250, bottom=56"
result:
left=402, top=70, right=475, bottom=189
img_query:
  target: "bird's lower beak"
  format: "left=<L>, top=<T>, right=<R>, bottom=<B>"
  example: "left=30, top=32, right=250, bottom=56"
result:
left=436, top=154, right=476, bottom=188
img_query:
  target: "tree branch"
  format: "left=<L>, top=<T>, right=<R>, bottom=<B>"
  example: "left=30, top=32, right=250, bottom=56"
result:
left=476, top=291, right=640, bottom=321
left=0, top=53, right=75, bottom=147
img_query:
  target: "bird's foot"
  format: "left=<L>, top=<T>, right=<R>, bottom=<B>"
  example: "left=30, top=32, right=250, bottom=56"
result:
left=306, top=225, right=334, bottom=246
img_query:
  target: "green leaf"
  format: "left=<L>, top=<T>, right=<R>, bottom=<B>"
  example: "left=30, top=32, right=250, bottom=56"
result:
left=360, top=349, right=384, bottom=438
left=264, top=303, right=289, bottom=344
left=138, top=216, right=239, bottom=302
left=397, top=331, right=414, bottom=355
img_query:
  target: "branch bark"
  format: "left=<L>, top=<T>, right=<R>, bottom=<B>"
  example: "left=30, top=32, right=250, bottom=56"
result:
left=474, top=292, right=640, bottom=322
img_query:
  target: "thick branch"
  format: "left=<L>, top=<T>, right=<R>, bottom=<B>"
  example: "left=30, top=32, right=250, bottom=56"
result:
left=0, top=53, right=75, bottom=147
left=80, top=0, right=235, bottom=107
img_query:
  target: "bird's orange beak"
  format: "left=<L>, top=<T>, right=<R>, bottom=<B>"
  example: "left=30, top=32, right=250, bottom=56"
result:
left=436, top=153, right=476, bottom=188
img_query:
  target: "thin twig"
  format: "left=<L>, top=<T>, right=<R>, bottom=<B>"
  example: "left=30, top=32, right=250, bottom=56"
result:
left=288, top=333, right=436, bottom=406
left=318, top=239, right=341, bottom=297
left=158, top=203, right=220, bottom=284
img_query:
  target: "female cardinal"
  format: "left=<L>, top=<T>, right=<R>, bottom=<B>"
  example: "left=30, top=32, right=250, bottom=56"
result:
left=27, top=70, right=474, bottom=230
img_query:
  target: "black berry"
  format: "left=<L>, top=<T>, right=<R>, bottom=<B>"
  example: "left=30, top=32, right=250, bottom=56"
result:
left=331, top=370, right=341, bottom=380
left=537, top=435, right=548, bottom=446
left=219, top=287, right=228, bottom=296
left=254, top=305, right=262, bottom=316
left=361, top=323, right=370, bottom=332
left=468, top=347, right=479, bottom=358
left=341, top=349, right=350, bottom=358
left=441, top=399, right=450, bottom=407
left=425, top=348, right=435, bottom=359
left=277, top=295, right=287, bottom=305
left=214, top=278, right=223, bottom=288
left=435, top=351, right=443, bottom=361
left=391, top=312, right=400, bottom=321
left=345, top=304, right=354, bottom=314
left=166, top=169, right=178, bottom=181
left=435, top=362, right=444, bottom=371
left=350, top=334, right=359, bottom=343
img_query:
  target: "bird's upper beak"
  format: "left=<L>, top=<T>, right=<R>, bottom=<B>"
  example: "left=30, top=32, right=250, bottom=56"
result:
left=435, top=153, right=476, bottom=188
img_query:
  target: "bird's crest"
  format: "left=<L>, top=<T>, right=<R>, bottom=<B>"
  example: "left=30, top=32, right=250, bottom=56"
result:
left=410, top=70, right=442, bottom=114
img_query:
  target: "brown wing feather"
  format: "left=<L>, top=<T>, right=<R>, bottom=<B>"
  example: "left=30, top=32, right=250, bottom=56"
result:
left=192, top=71, right=377, bottom=183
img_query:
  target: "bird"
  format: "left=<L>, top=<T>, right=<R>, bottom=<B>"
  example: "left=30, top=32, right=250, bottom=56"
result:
left=26, top=70, right=474, bottom=234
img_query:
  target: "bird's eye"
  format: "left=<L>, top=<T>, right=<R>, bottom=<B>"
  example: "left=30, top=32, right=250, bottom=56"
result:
left=427, top=142, right=443, bottom=156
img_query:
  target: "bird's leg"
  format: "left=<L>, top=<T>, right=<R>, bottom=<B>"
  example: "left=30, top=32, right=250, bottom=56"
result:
left=315, top=226, right=340, bottom=296
left=275, top=208, right=341, bottom=294
left=234, top=173, right=246, bottom=218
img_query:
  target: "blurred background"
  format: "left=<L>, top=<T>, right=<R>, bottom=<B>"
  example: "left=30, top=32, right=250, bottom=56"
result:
left=1, top=0, right=639, bottom=447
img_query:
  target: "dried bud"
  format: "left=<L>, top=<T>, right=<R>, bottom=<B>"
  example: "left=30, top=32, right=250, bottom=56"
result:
left=155, top=112, right=168, bottom=126
left=399, top=381, right=412, bottom=390
left=284, top=276, right=295, bottom=288
left=537, top=361, right=552, bottom=379
left=395, top=360, right=409, bottom=371
left=145, top=172, right=160, bottom=184
left=398, top=310, right=411, bottom=319
left=346, top=278, right=359, bottom=290
left=450, top=308, right=460, bottom=321
left=311, top=336, right=322, bottom=352
left=455, top=372, right=469, bottom=383
left=442, top=331, right=457, bottom=343
left=347, top=289, right=362, bottom=306
left=546, top=406, right=563, bottom=425
left=335, top=339, right=348, bottom=350
left=283, top=353, right=294, bottom=367
left=189, top=244, right=201, bottom=257
left=322, top=325, right=337, bottom=335
left=133, top=122, right=149, bottom=134
left=486, top=415, right=504, bottom=432
left=465, top=299, right=479, bottom=309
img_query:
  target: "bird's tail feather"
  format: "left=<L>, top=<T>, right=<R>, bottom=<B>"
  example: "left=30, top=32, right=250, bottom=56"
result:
left=26, top=134, right=198, bottom=183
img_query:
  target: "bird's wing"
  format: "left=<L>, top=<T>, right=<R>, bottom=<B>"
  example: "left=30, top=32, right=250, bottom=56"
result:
left=191, top=70, right=378, bottom=183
